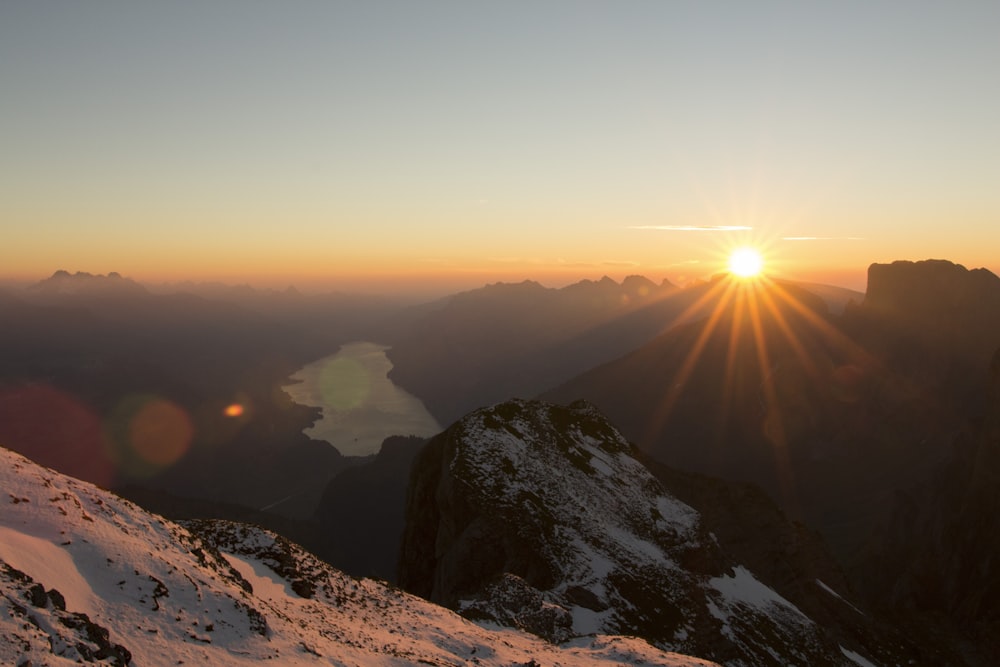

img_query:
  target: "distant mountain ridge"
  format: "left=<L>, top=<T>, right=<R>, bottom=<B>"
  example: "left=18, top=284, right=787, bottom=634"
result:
left=387, top=273, right=869, bottom=425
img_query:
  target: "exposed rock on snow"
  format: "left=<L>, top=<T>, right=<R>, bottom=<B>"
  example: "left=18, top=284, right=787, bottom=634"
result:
left=400, top=398, right=893, bottom=666
left=0, top=445, right=716, bottom=666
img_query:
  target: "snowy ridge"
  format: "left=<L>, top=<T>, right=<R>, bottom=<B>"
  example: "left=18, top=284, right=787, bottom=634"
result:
left=402, top=399, right=878, bottom=666
left=0, top=445, right=716, bottom=666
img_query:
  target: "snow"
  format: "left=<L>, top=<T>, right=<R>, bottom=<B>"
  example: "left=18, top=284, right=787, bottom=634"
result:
left=570, top=604, right=615, bottom=636
left=816, top=578, right=865, bottom=615
left=223, top=552, right=299, bottom=601
left=657, top=494, right=700, bottom=531
left=1, top=446, right=717, bottom=667
left=841, top=645, right=880, bottom=667
left=0, top=524, right=99, bottom=616
left=710, top=566, right=810, bottom=623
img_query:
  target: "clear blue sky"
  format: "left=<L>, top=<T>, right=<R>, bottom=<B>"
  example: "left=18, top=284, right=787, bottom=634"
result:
left=2, top=1, right=998, bottom=293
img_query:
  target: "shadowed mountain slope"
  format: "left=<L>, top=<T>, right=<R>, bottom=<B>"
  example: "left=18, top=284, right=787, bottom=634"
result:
left=386, top=276, right=681, bottom=424
left=543, top=265, right=1000, bottom=562
left=399, top=398, right=924, bottom=666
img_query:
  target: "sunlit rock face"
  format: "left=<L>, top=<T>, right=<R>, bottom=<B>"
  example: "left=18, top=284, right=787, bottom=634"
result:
left=399, top=398, right=911, bottom=666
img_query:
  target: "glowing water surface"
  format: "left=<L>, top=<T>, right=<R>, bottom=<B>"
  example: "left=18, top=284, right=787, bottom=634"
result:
left=282, top=341, right=441, bottom=457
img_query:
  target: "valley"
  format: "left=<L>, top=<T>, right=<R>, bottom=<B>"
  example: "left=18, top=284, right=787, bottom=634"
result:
left=1, top=260, right=999, bottom=665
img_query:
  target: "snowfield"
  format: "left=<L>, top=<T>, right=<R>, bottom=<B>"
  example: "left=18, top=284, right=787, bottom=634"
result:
left=0, top=446, right=717, bottom=666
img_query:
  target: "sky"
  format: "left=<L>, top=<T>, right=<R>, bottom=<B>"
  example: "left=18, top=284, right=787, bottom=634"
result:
left=2, top=1, right=998, bottom=295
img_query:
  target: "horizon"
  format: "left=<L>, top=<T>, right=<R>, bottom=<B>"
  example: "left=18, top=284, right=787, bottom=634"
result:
left=8, top=255, right=1000, bottom=300
left=3, top=3, right=998, bottom=297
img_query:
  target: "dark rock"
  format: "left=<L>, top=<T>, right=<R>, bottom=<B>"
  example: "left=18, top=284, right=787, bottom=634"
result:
left=399, top=398, right=905, bottom=665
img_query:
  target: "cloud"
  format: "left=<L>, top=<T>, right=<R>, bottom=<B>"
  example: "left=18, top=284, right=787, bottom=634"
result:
left=487, top=257, right=545, bottom=265
left=601, top=260, right=640, bottom=267
left=782, top=236, right=865, bottom=241
left=630, top=225, right=753, bottom=232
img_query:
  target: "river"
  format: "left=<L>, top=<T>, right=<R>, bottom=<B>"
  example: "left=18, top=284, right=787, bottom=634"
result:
left=282, top=341, right=442, bottom=457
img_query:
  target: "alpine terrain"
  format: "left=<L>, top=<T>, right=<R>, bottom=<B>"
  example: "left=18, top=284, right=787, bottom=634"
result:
left=0, top=444, right=718, bottom=667
left=399, top=398, right=920, bottom=666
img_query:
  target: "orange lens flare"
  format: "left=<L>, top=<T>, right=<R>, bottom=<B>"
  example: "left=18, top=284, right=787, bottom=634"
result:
left=127, top=399, right=193, bottom=467
left=224, top=403, right=245, bottom=418
left=106, top=395, right=194, bottom=478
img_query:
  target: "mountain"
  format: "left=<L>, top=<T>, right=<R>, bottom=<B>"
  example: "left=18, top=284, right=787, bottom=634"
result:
left=386, top=274, right=871, bottom=427
left=27, top=270, right=148, bottom=298
left=385, top=276, right=679, bottom=424
left=858, top=345, right=1000, bottom=664
left=542, top=265, right=1000, bottom=561
left=773, top=280, right=863, bottom=315
left=842, top=259, right=1000, bottom=414
left=311, top=435, right=427, bottom=581
left=399, top=398, right=920, bottom=666
left=539, top=262, right=1000, bottom=661
left=0, top=272, right=394, bottom=517
left=541, top=278, right=865, bottom=541
left=0, top=445, right=717, bottom=667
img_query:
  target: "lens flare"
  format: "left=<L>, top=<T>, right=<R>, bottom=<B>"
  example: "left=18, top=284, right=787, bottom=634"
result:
left=106, top=395, right=193, bottom=478
left=318, top=357, right=370, bottom=410
left=127, top=399, right=193, bottom=467
left=223, top=403, right=245, bottom=417
left=0, top=383, right=112, bottom=487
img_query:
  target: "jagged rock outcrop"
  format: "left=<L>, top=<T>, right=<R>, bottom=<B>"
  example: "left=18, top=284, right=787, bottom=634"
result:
left=399, top=398, right=909, bottom=666
left=1, top=562, right=132, bottom=666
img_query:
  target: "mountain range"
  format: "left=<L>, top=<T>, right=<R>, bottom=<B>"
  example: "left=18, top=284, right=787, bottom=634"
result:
left=2, top=260, right=999, bottom=664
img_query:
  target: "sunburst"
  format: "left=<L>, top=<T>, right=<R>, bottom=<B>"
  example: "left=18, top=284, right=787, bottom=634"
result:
left=728, top=247, right=764, bottom=278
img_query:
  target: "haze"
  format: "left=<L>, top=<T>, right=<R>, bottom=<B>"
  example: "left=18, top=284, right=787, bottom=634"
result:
left=2, top=2, right=999, bottom=294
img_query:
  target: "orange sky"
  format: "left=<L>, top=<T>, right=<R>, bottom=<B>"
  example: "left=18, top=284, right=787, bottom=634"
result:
left=2, top=3, right=998, bottom=297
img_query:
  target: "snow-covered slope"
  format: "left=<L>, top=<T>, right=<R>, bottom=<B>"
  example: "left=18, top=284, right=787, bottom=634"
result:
left=0, top=445, right=716, bottom=666
left=400, top=399, right=891, bottom=667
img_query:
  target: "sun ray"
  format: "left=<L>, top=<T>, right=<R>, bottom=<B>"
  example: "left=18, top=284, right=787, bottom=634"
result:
left=717, top=282, right=749, bottom=439
left=640, top=278, right=739, bottom=445
left=743, top=279, right=799, bottom=510
left=755, top=280, right=823, bottom=379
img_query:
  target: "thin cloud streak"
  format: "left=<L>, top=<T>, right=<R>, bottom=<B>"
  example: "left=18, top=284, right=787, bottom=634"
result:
left=782, top=236, right=865, bottom=241
left=630, top=225, right=753, bottom=232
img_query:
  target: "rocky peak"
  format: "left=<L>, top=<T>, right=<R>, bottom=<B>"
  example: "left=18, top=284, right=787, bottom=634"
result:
left=399, top=398, right=904, bottom=665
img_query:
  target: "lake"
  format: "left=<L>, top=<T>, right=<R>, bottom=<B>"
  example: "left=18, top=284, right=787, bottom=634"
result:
left=282, top=341, right=442, bottom=457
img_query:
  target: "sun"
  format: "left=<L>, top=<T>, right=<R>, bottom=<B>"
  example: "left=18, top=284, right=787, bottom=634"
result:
left=728, top=247, right=764, bottom=278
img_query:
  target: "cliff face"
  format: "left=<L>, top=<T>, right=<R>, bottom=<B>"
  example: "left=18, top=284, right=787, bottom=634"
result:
left=853, top=259, right=1000, bottom=384
left=399, top=398, right=918, bottom=666
left=864, top=346, right=1000, bottom=664
left=864, top=260, right=1000, bottom=324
